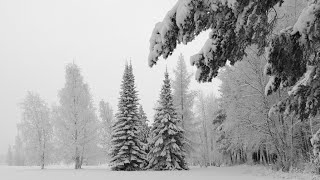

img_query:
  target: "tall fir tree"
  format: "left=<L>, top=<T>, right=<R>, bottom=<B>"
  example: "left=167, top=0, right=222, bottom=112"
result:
left=109, top=63, right=146, bottom=171
left=147, top=70, right=188, bottom=170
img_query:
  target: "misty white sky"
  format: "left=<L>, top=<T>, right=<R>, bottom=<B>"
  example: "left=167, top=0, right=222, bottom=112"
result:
left=0, top=0, right=221, bottom=155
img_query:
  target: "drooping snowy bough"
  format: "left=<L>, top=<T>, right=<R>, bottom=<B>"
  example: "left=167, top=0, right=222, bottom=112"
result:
left=148, top=0, right=320, bottom=161
left=148, top=0, right=281, bottom=82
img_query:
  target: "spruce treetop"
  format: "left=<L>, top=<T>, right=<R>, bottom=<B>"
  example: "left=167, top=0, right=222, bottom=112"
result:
left=147, top=70, right=188, bottom=170
left=110, top=63, right=146, bottom=171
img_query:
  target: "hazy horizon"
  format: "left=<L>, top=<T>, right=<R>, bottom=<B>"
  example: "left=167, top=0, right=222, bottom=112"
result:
left=0, top=0, right=221, bottom=155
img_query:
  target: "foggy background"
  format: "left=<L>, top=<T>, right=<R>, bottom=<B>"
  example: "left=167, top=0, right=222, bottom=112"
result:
left=0, top=0, right=221, bottom=155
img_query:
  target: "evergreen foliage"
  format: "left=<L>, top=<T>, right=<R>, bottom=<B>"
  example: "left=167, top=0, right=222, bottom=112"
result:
left=148, top=0, right=320, bottom=168
left=148, top=0, right=282, bottom=82
left=110, top=63, right=146, bottom=171
left=147, top=71, right=188, bottom=170
left=147, top=0, right=320, bottom=126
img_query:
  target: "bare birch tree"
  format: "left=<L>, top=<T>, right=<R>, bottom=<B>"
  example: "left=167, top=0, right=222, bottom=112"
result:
left=18, top=91, right=51, bottom=169
left=55, top=63, right=98, bottom=169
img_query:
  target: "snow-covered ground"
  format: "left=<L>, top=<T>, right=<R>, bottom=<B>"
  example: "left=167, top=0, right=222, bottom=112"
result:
left=0, top=165, right=317, bottom=180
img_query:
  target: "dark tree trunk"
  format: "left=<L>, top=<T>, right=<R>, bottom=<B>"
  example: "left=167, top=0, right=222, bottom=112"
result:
left=75, top=155, right=81, bottom=169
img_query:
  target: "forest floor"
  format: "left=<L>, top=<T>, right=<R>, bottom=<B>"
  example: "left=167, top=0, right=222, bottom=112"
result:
left=0, top=164, right=318, bottom=180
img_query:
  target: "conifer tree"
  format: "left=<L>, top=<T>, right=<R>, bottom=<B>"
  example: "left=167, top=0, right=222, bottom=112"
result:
left=109, top=63, right=146, bottom=171
left=147, top=70, right=188, bottom=170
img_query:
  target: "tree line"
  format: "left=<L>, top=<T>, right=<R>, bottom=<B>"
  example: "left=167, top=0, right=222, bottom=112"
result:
left=7, top=0, right=320, bottom=173
left=7, top=48, right=319, bottom=173
left=7, top=63, right=112, bottom=169
left=6, top=57, right=198, bottom=170
left=147, top=0, right=320, bottom=174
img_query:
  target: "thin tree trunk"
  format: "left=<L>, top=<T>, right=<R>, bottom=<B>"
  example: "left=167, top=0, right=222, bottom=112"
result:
left=37, top=130, right=44, bottom=169
left=75, top=128, right=80, bottom=169
left=200, top=94, right=209, bottom=167
left=41, top=151, right=45, bottom=169
left=75, top=147, right=80, bottom=169
left=80, top=145, right=85, bottom=168
left=180, top=66, right=184, bottom=130
left=290, top=115, right=294, bottom=169
left=260, top=148, right=263, bottom=164
left=41, top=131, right=46, bottom=169
left=262, top=148, right=267, bottom=165
left=266, top=146, right=270, bottom=165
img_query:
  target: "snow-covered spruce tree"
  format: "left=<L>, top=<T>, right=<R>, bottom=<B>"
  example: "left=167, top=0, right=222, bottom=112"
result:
left=99, top=100, right=114, bottom=162
left=146, top=70, right=188, bottom=170
left=109, top=63, right=146, bottom=171
left=172, top=54, right=196, bottom=160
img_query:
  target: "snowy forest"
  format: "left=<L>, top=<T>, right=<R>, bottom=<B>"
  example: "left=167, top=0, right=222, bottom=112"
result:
left=2, top=0, right=320, bottom=179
